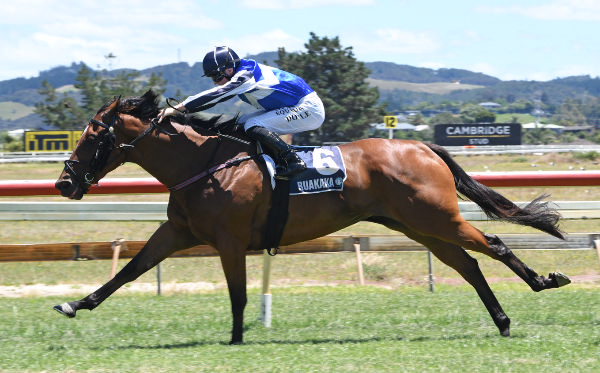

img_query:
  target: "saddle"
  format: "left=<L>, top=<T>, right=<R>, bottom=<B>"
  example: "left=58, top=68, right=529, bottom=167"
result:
left=183, top=114, right=347, bottom=255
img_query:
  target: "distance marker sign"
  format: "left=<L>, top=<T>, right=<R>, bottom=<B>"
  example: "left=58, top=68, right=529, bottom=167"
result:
left=384, top=116, right=398, bottom=129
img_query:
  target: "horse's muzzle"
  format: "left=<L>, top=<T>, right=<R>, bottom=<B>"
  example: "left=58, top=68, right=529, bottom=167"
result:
left=55, top=175, right=86, bottom=200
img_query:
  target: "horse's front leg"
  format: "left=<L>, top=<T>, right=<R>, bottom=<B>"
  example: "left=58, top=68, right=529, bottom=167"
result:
left=217, top=241, right=248, bottom=345
left=54, top=220, right=198, bottom=317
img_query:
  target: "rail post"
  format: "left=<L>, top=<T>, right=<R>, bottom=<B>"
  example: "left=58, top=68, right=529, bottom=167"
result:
left=261, top=249, right=273, bottom=327
left=109, top=238, right=126, bottom=279
left=594, top=236, right=600, bottom=269
left=427, top=250, right=435, bottom=293
left=353, top=236, right=365, bottom=285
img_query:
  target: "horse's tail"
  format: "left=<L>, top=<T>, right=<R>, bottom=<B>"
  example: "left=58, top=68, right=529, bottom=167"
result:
left=426, top=143, right=564, bottom=240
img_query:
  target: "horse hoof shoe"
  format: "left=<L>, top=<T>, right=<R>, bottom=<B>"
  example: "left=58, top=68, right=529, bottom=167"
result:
left=54, top=303, right=76, bottom=318
left=551, top=271, right=571, bottom=287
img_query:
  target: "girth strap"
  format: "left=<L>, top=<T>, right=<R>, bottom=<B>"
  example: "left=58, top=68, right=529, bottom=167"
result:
left=262, top=178, right=290, bottom=256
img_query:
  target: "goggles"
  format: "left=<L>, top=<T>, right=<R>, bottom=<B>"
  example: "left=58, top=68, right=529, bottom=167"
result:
left=209, top=71, right=228, bottom=82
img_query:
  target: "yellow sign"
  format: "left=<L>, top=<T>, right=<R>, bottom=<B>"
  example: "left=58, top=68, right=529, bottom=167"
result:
left=384, top=116, right=398, bottom=129
left=24, top=130, right=81, bottom=152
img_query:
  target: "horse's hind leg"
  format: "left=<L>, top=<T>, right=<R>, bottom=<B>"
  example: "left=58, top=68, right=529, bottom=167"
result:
left=433, top=219, right=570, bottom=292
left=399, top=206, right=571, bottom=292
left=404, top=232, right=511, bottom=336
left=479, top=232, right=570, bottom=291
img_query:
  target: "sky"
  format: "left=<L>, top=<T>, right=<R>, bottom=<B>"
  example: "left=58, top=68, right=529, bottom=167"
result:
left=2, top=0, right=600, bottom=82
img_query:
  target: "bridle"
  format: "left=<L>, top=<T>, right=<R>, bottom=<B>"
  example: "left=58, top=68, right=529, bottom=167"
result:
left=62, top=113, right=161, bottom=193
left=63, top=99, right=256, bottom=194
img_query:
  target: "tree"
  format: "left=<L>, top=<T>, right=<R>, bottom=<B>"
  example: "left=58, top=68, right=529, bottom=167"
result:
left=581, top=96, right=600, bottom=128
left=408, top=113, right=426, bottom=126
left=429, top=111, right=462, bottom=125
left=277, top=32, right=387, bottom=144
left=0, top=131, right=23, bottom=151
left=540, top=92, right=551, bottom=106
left=437, top=100, right=461, bottom=113
left=459, top=104, right=496, bottom=124
left=506, top=99, right=534, bottom=114
left=35, top=64, right=167, bottom=130
left=522, top=126, right=556, bottom=145
left=555, top=97, right=587, bottom=126
left=34, top=80, right=86, bottom=130
left=475, top=110, right=496, bottom=123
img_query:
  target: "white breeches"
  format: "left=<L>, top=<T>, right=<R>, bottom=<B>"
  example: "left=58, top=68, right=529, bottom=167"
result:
left=240, top=92, right=325, bottom=135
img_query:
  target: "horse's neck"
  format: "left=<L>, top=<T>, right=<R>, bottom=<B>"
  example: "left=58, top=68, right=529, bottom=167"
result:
left=131, top=123, right=246, bottom=188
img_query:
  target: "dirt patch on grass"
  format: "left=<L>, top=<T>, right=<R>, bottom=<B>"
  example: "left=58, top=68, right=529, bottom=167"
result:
left=2, top=275, right=598, bottom=298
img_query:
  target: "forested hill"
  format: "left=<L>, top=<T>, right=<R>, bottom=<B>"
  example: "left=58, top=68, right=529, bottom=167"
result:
left=1, top=51, right=600, bottom=123
left=366, top=61, right=502, bottom=86
left=0, top=53, right=503, bottom=102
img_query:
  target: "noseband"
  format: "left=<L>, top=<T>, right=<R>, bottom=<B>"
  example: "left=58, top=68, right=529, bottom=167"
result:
left=63, top=114, right=160, bottom=192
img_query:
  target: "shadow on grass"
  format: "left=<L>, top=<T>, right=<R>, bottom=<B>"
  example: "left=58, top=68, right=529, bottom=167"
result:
left=102, top=332, right=505, bottom=350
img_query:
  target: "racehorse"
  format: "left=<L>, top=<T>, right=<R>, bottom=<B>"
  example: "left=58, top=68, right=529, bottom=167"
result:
left=54, top=90, right=570, bottom=344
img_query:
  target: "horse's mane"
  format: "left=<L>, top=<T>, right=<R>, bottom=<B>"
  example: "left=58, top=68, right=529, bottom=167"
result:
left=99, top=90, right=239, bottom=132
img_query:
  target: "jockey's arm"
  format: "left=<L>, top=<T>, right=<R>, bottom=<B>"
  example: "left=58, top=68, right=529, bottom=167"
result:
left=182, top=70, right=255, bottom=113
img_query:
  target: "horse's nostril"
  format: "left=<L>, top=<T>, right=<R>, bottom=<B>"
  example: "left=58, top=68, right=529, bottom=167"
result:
left=55, top=179, right=72, bottom=192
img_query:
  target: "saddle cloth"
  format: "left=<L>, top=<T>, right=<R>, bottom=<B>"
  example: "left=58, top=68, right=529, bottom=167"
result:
left=262, top=146, right=347, bottom=195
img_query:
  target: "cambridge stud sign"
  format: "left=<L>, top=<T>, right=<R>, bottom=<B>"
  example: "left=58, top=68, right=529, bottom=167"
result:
left=434, top=123, right=522, bottom=146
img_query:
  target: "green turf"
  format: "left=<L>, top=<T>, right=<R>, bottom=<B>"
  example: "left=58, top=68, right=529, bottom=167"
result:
left=0, top=286, right=598, bottom=372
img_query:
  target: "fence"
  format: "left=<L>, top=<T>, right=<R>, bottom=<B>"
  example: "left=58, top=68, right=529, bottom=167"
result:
left=3, top=145, right=600, bottom=162
left=1, top=173, right=600, bottom=325
left=1, top=200, right=599, bottom=283
left=2, top=171, right=600, bottom=196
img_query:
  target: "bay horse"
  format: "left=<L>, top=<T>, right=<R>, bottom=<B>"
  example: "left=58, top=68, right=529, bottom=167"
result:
left=54, top=90, right=570, bottom=344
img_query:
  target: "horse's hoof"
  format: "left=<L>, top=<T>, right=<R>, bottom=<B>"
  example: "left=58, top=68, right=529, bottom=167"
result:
left=496, top=315, right=510, bottom=337
left=550, top=271, right=571, bottom=287
left=53, top=303, right=76, bottom=318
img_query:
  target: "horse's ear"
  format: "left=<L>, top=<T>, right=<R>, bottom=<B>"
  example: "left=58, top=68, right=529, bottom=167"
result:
left=100, top=97, right=121, bottom=121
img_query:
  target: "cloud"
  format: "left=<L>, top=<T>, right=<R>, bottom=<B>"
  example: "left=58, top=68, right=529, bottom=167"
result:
left=3, top=0, right=223, bottom=28
left=216, top=29, right=306, bottom=55
left=0, top=0, right=224, bottom=78
left=240, top=0, right=375, bottom=9
left=371, top=29, right=439, bottom=54
left=554, top=64, right=600, bottom=78
left=478, top=0, right=600, bottom=21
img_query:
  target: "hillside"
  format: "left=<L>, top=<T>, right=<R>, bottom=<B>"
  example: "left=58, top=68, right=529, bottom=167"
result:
left=1, top=52, right=600, bottom=130
left=366, top=61, right=501, bottom=86
left=366, top=78, right=484, bottom=95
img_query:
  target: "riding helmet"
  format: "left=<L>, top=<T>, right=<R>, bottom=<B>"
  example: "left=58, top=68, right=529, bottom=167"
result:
left=202, top=46, right=240, bottom=77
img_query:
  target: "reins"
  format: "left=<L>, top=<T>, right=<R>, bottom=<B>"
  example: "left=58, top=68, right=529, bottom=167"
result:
left=167, top=154, right=260, bottom=192
left=66, top=96, right=258, bottom=194
left=94, top=112, right=259, bottom=193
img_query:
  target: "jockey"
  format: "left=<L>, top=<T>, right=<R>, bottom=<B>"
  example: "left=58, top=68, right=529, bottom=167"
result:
left=158, top=46, right=325, bottom=180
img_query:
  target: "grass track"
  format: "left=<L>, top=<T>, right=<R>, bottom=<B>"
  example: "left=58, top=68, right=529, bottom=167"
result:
left=1, top=153, right=600, bottom=371
left=1, top=286, right=599, bottom=372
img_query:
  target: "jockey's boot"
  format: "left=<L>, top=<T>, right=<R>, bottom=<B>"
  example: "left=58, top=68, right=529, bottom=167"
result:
left=246, top=126, right=306, bottom=180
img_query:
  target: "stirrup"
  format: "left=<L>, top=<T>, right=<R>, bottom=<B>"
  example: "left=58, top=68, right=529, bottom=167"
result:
left=275, top=161, right=306, bottom=180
